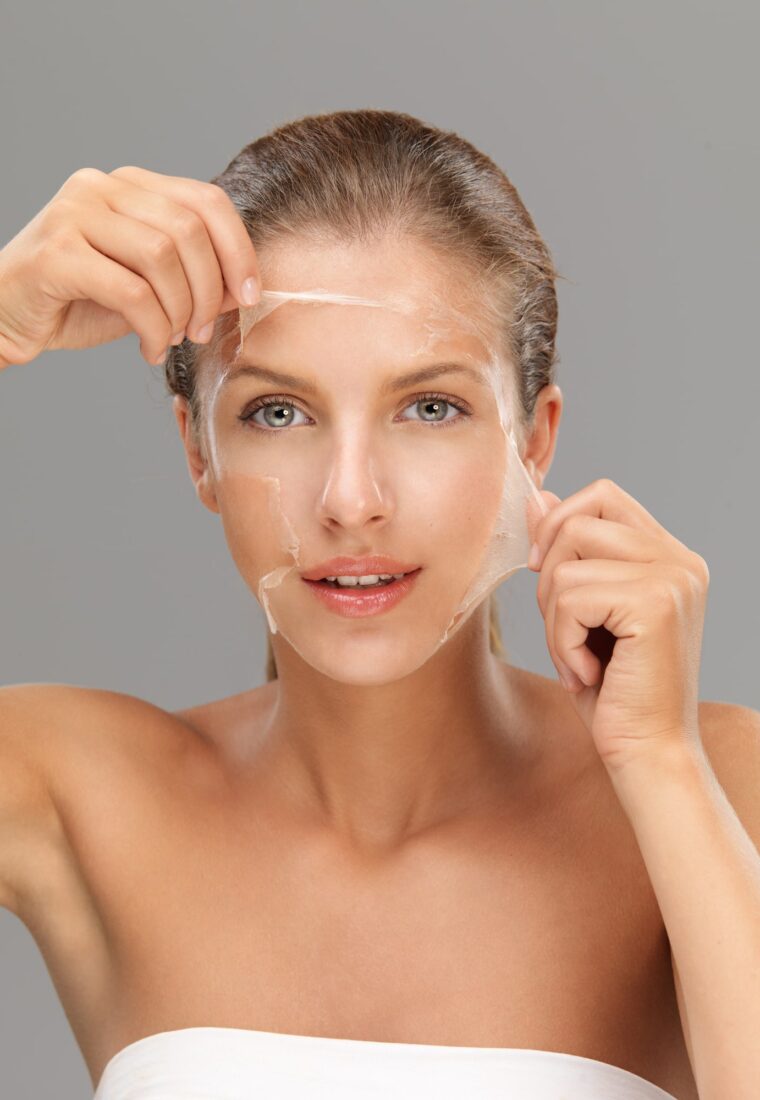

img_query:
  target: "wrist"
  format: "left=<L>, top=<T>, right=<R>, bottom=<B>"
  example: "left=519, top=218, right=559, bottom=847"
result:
left=604, top=736, right=709, bottom=802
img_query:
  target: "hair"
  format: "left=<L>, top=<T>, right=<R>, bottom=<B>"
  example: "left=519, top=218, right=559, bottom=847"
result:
left=163, top=109, right=561, bottom=682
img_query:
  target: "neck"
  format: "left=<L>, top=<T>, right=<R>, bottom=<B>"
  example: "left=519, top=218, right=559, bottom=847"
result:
left=252, top=604, right=535, bottom=852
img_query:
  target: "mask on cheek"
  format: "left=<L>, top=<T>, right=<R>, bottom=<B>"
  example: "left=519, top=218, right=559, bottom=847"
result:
left=199, top=288, right=550, bottom=678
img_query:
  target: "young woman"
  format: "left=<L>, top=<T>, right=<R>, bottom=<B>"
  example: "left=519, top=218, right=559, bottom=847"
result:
left=1, top=110, right=758, bottom=1100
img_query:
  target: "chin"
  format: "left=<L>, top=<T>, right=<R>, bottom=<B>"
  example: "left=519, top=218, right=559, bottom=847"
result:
left=309, top=652, right=435, bottom=686
left=274, top=625, right=449, bottom=685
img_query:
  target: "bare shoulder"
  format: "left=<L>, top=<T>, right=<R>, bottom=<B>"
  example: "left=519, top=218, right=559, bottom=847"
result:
left=0, top=681, right=193, bottom=914
left=502, top=672, right=760, bottom=824
left=697, top=697, right=760, bottom=756
left=696, top=698, right=760, bottom=851
left=500, top=668, right=760, bottom=845
left=0, top=680, right=193, bottom=776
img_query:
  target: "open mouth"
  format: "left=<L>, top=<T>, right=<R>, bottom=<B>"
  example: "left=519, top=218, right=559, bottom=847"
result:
left=303, top=568, right=422, bottom=616
left=316, top=571, right=410, bottom=590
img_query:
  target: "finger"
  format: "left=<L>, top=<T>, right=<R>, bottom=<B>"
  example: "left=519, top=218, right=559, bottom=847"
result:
left=530, top=479, right=673, bottom=570
left=104, top=176, right=223, bottom=342
left=543, top=559, right=649, bottom=686
left=109, top=166, right=261, bottom=310
left=552, top=581, right=628, bottom=690
left=44, top=230, right=174, bottom=364
left=78, top=204, right=193, bottom=349
left=536, top=514, right=663, bottom=614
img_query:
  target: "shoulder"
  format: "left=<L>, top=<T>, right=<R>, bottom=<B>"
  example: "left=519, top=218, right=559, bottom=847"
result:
left=0, top=682, right=141, bottom=777
left=697, top=698, right=760, bottom=773
left=0, top=680, right=195, bottom=808
left=0, top=678, right=271, bottom=791
left=0, top=684, right=142, bottom=911
left=696, top=698, right=760, bottom=852
left=0, top=681, right=191, bottom=774
left=0, top=681, right=202, bottom=915
left=0, top=681, right=201, bottom=825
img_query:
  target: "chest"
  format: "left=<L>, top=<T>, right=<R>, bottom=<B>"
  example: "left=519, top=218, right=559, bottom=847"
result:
left=26, top=749, right=696, bottom=1098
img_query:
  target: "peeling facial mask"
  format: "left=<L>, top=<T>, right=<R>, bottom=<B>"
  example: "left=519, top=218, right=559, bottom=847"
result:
left=200, top=286, right=550, bottom=681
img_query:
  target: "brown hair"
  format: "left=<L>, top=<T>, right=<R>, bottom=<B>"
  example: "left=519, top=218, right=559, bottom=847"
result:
left=164, top=109, right=561, bottom=681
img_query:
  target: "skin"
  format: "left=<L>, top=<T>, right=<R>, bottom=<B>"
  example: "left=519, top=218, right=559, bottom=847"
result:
left=6, top=166, right=740, bottom=1097
left=173, top=234, right=565, bottom=852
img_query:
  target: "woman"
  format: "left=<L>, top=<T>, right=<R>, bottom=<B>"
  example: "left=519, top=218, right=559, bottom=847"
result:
left=0, top=109, right=758, bottom=1100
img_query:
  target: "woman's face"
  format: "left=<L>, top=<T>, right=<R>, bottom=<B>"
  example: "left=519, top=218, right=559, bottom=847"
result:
left=193, top=234, right=526, bottom=685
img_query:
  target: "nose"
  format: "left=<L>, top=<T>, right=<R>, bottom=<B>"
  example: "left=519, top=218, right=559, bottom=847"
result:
left=316, top=432, right=393, bottom=535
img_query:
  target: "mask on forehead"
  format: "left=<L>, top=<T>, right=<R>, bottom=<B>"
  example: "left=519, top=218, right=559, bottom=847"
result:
left=200, top=287, right=550, bottom=679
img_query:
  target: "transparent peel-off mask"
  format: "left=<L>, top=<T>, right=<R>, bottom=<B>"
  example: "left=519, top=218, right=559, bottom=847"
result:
left=200, top=288, right=550, bottom=674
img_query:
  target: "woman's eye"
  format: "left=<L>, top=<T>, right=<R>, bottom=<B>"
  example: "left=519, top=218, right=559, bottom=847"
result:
left=243, top=401, right=309, bottom=430
left=399, top=397, right=463, bottom=425
left=240, top=393, right=468, bottom=432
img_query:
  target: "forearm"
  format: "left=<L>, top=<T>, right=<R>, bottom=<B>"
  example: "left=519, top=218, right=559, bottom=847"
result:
left=607, top=742, right=760, bottom=1100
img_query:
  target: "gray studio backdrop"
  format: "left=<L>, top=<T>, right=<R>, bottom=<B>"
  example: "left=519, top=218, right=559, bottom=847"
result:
left=1, top=1, right=758, bottom=1096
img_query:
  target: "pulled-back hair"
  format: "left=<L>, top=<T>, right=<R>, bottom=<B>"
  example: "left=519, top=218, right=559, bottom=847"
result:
left=163, top=109, right=562, bottom=681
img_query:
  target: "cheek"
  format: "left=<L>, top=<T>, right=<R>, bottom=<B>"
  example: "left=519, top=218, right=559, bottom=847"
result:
left=417, top=442, right=508, bottom=577
left=215, top=473, right=292, bottom=587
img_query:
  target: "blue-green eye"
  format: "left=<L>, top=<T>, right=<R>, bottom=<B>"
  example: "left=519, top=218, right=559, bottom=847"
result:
left=239, top=391, right=470, bottom=432
left=399, top=395, right=464, bottom=425
left=244, top=400, right=309, bottom=430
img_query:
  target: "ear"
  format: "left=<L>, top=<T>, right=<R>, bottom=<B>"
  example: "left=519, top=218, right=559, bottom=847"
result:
left=172, top=395, right=220, bottom=514
left=521, top=384, right=563, bottom=490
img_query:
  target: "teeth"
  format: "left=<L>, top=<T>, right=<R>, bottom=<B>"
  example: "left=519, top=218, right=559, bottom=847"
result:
left=321, top=572, right=407, bottom=588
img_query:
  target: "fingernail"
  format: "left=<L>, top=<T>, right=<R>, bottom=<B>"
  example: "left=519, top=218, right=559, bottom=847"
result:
left=153, top=348, right=168, bottom=365
left=240, top=277, right=260, bottom=306
left=197, top=322, right=214, bottom=343
left=170, top=331, right=185, bottom=346
left=528, top=542, right=541, bottom=569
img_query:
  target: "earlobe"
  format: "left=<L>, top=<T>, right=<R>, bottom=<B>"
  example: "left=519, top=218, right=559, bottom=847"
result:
left=196, top=471, right=221, bottom=515
left=172, top=395, right=220, bottom=515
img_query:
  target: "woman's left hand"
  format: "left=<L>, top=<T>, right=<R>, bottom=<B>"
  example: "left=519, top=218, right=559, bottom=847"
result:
left=527, top=478, right=710, bottom=772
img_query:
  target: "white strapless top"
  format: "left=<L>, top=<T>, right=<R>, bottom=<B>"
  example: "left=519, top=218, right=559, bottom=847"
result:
left=92, top=1026, right=679, bottom=1099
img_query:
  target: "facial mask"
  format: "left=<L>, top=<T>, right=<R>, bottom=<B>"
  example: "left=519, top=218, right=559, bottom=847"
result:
left=199, top=287, right=550, bottom=677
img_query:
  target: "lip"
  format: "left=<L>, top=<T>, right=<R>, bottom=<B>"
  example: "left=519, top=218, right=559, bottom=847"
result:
left=300, top=555, right=422, bottom=581
left=303, top=568, right=422, bottom=618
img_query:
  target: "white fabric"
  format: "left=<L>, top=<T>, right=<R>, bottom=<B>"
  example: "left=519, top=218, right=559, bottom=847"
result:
left=92, top=1026, right=679, bottom=1099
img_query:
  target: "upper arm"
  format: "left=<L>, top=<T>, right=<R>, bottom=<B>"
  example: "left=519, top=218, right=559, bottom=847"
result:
left=0, top=684, right=72, bottom=912
left=0, top=681, right=192, bottom=916
left=670, top=699, right=760, bottom=1072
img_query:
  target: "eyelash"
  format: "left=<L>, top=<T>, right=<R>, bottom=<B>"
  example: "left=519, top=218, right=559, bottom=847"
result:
left=238, top=391, right=472, bottom=433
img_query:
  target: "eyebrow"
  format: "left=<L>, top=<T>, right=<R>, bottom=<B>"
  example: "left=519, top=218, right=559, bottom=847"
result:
left=221, top=361, right=489, bottom=395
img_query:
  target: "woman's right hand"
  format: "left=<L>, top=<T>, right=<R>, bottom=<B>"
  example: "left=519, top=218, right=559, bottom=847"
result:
left=0, top=165, right=261, bottom=370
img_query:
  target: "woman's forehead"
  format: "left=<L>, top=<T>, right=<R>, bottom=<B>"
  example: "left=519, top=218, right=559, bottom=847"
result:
left=203, top=236, right=507, bottom=384
left=255, top=235, right=495, bottom=324
left=240, top=300, right=488, bottom=365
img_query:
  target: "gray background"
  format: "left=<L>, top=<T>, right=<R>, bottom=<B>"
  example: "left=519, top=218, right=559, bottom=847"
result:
left=1, top=1, right=758, bottom=1095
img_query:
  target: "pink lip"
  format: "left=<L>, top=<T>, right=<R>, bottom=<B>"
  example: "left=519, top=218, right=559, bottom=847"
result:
left=301, top=555, right=421, bottom=581
left=303, top=569, right=421, bottom=618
